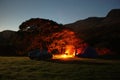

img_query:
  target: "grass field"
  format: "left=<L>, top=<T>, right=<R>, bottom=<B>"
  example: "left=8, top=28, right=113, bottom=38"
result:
left=0, top=57, right=120, bottom=80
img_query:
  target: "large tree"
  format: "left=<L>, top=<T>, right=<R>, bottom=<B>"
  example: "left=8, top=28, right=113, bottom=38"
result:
left=16, top=18, right=64, bottom=55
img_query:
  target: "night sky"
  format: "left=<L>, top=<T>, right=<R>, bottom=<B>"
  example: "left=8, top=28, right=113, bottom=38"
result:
left=0, top=0, right=120, bottom=31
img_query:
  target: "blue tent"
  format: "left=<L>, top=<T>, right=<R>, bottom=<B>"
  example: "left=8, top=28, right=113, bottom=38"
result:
left=76, top=46, right=98, bottom=58
left=28, top=49, right=53, bottom=60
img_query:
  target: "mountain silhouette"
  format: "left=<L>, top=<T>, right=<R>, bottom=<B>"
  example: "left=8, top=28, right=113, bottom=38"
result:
left=0, top=30, right=18, bottom=56
left=65, top=9, right=120, bottom=55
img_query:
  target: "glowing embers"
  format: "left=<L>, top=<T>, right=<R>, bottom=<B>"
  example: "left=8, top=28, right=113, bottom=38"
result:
left=53, top=54, right=74, bottom=59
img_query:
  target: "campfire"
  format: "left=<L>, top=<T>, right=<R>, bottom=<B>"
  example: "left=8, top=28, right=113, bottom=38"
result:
left=52, top=45, right=76, bottom=59
left=52, top=54, right=74, bottom=59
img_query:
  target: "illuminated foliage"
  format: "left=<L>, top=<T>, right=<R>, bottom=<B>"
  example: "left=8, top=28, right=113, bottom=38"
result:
left=48, top=29, right=83, bottom=54
left=28, top=29, right=84, bottom=55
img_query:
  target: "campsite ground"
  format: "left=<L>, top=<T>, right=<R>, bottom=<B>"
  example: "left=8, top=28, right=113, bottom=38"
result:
left=0, top=57, right=120, bottom=80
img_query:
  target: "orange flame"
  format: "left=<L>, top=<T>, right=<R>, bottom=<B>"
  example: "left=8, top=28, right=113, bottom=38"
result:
left=52, top=45, right=75, bottom=59
left=52, top=54, right=74, bottom=59
left=65, top=45, right=75, bottom=56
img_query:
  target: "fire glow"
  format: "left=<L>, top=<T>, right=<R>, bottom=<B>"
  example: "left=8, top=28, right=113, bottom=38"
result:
left=52, top=45, right=76, bottom=59
left=47, top=29, right=85, bottom=59
left=53, top=54, right=74, bottom=59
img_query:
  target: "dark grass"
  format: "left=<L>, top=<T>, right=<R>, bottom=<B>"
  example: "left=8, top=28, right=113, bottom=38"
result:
left=0, top=57, right=120, bottom=80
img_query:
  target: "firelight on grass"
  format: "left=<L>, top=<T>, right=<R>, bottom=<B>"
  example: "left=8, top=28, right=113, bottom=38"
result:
left=53, top=54, right=74, bottom=59
left=52, top=45, right=75, bottom=59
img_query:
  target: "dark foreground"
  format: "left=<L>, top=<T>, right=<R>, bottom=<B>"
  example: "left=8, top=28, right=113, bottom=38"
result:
left=0, top=57, right=120, bottom=80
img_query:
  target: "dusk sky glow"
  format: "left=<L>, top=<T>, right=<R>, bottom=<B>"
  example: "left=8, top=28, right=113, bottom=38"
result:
left=0, top=0, right=120, bottom=31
